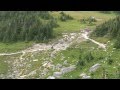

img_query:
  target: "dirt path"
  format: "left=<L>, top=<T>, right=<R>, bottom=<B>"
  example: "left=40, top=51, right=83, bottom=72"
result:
left=0, top=33, right=82, bottom=56
left=0, top=30, right=106, bottom=57
left=81, top=31, right=106, bottom=49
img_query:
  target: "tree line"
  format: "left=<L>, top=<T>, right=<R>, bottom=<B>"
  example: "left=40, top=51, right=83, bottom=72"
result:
left=0, top=11, right=58, bottom=43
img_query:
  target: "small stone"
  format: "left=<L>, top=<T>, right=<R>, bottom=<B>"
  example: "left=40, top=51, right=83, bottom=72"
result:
left=82, top=75, right=91, bottom=79
left=42, top=61, right=49, bottom=67
left=47, top=76, right=55, bottom=79
left=80, top=73, right=86, bottom=77
left=19, top=75, right=27, bottom=78
left=33, top=59, right=38, bottom=62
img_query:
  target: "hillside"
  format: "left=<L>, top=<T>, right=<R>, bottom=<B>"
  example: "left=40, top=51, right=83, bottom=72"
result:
left=0, top=11, right=57, bottom=43
left=0, top=11, right=120, bottom=79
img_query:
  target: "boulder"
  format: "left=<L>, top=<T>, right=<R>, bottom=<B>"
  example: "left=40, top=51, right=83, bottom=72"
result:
left=60, top=65, right=76, bottom=74
left=89, top=63, right=101, bottom=72
left=53, top=72, right=62, bottom=78
left=80, top=73, right=91, bottom=79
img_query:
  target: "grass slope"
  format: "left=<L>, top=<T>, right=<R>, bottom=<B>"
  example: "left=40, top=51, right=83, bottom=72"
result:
left=0, top=42, right=33, bottom=53
left=52, top=11, right=116, bottom=34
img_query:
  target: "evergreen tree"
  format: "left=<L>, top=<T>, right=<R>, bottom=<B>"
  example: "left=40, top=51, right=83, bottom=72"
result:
left=0, top=11, right=57, bottom=43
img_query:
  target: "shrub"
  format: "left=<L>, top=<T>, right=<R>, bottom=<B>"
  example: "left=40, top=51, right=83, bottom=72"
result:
left=107, top=58, right=113, bottom=65
left=114, top=36, right=120, bottom=49
left=59, top=12, right=73, bottom=21
left=84, top=51, right=94, bottom=62
left=77, top=60, right=85, bottom=67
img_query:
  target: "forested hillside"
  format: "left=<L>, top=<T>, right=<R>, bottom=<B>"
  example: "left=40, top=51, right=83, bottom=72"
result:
left=0, top=11, right=57, bottom=43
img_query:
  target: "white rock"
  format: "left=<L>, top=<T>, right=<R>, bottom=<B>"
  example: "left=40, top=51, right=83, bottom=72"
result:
left=89, top=63, right=101, bottom=72
left=19, top=75, right=27, bottom=78
left=80, top=73, right=86, bottom=77
left=47, top=76, right=55, bottom=79
left=71, top=36, right=75, bottom=39
left=33, top=59, right=38, bottom=62
left=53, top=72, right=62, bottom=78
left=42, top=63, right=48, bottom=67
left=82, top=75, right=91, bottom=79
left=60, top=65, right=76, bottom=74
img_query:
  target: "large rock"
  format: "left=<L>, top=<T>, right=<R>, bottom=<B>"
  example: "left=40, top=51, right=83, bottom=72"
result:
left=80, top=73, right=91, bottom=79
left=53, top=72, right=62, bottom=78
left=47, top=76, right=55, bottom=79
left=60, top=65, right=76, bottom=74
left=89, top=63, right=101, bottom=72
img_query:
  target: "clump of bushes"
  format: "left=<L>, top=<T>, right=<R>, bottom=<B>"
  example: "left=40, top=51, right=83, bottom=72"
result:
left=77, top=51, right=94, bottom=68
left=59, top=11, right=74, bottom=21
left=114, top=36, right=120, bottom=49
left=83, top=51, right=94, bottom=62
left=77, top=60, right=85, bottom=67
left=80, top=16, right=97, bottom=25
left=107, top=58, right=113, bottom=65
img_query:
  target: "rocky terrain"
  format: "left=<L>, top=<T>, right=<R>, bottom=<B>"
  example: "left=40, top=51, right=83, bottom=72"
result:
left=0, top=30, right=107, bottom=79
